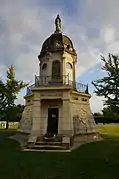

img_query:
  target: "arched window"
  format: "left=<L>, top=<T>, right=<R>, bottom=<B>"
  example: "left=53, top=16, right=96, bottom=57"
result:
left=66, top=62, right=72, bottom=69
left=52, top=60, right=61, bottom=78
left=42, top=63, right=47, bottom=70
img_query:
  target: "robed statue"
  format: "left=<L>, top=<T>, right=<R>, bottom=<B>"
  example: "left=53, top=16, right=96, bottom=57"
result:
left=55, top=14, right=61, bottom=33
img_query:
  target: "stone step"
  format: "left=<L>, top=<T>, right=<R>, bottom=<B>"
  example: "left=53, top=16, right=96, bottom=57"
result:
left=43, top=137, right=61, bottom=142
left=35, top=141, right=61, bottom=145
left=26, top=145, right=68, bottom=151
left=36, top=136, right=62, bottom=143
left=24, top=149, right=71, bottom=152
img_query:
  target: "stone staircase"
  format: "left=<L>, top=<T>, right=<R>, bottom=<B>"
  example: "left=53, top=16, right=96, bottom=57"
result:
left=24, top=135, right=70, bottom=151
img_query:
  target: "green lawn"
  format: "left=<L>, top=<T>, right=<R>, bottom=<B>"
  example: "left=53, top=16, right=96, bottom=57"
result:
left=0, top=125, right=119, bottom=179
left=98, top=124, right=119, bottom=138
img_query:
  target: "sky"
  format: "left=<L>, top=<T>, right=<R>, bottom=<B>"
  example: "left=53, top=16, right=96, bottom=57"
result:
left=0, top=0, right=119, bottom=113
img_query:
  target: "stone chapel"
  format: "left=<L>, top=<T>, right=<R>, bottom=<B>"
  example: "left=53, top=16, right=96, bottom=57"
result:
left=18, top=15, right=100, bottom=151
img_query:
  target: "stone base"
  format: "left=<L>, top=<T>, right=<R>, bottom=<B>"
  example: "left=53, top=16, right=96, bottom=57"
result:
left=10, top=131, right=103, bottom=152
left=9, top=131, right=29, bottom=147
left=71, top=132, right=103, bottom=150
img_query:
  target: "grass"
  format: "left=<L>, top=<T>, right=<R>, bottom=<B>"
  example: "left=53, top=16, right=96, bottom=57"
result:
left=0, top=125, right=119, bottom=179
left=98, top=124, right=119, bottom=138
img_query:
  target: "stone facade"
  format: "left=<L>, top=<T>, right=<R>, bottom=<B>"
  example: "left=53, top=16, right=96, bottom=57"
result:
left=18, top=88, right=98, bottom=148
left=39, top=51, right=75, bottom=83
left=70, top=92, right=97, bottom=135
left=19, top=100, right=33, bottom=133
left=16, top=15, right=99, bottom=151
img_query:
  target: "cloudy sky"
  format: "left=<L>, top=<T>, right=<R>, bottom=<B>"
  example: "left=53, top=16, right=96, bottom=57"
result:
left=0, top=0, right=119, bottom=112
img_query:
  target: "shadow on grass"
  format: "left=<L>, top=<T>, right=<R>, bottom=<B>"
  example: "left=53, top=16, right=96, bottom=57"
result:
left=0, top=129, right=119, bottom=179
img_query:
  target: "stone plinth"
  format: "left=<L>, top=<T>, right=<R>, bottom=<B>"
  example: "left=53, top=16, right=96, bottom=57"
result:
left=15, top=87, right=100, bottom=151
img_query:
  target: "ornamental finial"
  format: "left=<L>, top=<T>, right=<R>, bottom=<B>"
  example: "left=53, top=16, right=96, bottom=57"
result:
left=55, top=14, right=61, bottom=33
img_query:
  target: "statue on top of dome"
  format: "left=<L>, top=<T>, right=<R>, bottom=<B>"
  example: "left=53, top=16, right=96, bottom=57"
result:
left=55, top=14, right=61, bottom=33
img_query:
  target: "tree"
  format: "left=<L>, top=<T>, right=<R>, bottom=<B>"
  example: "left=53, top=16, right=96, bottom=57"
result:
left=93, top=112, right=103, bottom=117
left=14, top=104, right=25, bottom=121
left=0, top=65, right=28, bottom=128
left=102, top=106, right=113, bottom=117
left=0, top=82, right=7, bottom=112
left=1, top=104, right=25, bottom=122
left=92, top=54, right=119, bottom=118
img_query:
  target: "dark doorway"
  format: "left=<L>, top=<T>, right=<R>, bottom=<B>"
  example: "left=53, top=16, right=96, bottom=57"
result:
left=47, top=108, right=59, bottom=135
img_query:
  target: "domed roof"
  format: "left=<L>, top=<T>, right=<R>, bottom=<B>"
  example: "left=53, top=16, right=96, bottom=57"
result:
left=38, top=15, right=76, bottom=59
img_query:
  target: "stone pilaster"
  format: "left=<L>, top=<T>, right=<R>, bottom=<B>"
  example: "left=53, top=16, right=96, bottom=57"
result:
left=40, top=115, right=48, bottom=135
left=28, top=97, right=41, bottom=143
left=57, top=105, right=63, bottom=135
left=32, top=100, right=41, bottom=135
left=62, top=99, right=73, bottom=136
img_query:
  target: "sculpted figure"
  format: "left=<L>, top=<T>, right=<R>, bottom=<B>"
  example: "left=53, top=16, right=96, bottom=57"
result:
left=55, top=14, right=61, bottom=33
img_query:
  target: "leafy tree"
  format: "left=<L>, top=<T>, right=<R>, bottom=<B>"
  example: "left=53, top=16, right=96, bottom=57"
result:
left=1, top=104, right=25, bottom=122
left=15, top=104, right=25, bottom=121
left=92, top=54, right=119, bottom=118
left=0, top=82, right=7, bottom=112
left=102, top=106, right=113, bottom=117
left=93, top=112, right=103, bottom=117
left=0, top=65, right=28, bottom=128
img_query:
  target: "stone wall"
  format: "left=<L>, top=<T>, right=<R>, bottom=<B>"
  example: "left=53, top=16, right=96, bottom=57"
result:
left=19, top=104, right=33, bottom=133
left=70, top=100, right=97, bottom=135
left=40, top=52, right=62, bottom=77
left=39, top=51, right=75, bottom=82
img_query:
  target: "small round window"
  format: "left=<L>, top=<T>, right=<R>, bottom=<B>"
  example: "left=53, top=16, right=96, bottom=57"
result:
left=66, top=62, right=72, bottom=69
left=42, top=63, right=47, bottom=70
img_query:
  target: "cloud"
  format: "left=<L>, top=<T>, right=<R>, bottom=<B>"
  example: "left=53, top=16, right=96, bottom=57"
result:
left=1, top=0, right=119, bottom=112
left=0, top=65, right=7, bottom=77
left=90, top=93, right=104, bottom=113
left=15, top=93, right=25, bottom=105
left=100, top=25, right=116, bottom=43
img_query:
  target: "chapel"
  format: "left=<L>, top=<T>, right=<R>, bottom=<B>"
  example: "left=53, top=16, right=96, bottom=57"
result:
left=19, top=15, right=99, bottom=151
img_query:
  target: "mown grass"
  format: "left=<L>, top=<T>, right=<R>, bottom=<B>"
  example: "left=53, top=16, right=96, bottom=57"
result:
left=98, top=124, right=119, bottom=139
left=0, top=125, right=119, bottom=179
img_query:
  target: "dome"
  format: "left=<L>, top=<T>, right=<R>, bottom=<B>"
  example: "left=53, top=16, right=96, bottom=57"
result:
left=38, top=15, right=76, bottom=59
